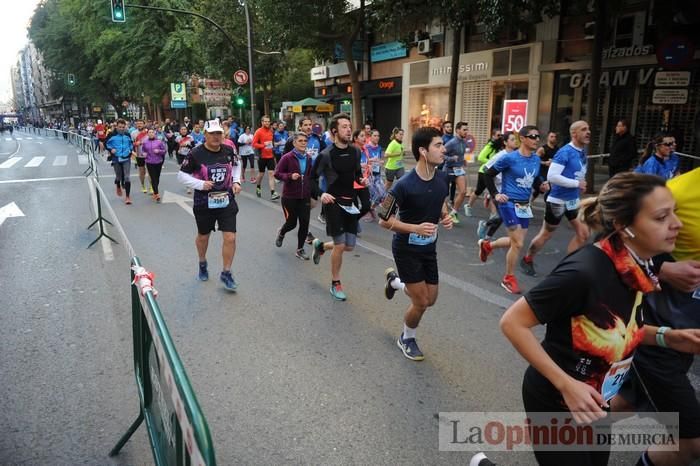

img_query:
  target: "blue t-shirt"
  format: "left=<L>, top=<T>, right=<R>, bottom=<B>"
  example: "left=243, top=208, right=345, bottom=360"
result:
left=306, top=135, right=322, bottom=162
left=191, top=131, right=205, bottom=146
left=389, top=169, right=449, bottom=253
left=274, top=130, right=289, bottom=155
left=364, top=143, right=383, bottom=173
left=442, top=133, right=454, bottom=145
left=492, top=151, right=541, bottom=201
left=635, top=154, right=679, bottom=180
left=549, top=143, right=587, bottom=202
left=444, top=136, right=466, bottom=171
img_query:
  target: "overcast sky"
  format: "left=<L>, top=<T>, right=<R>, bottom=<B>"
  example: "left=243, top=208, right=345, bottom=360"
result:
left=0, top=0, right=41, bottom=105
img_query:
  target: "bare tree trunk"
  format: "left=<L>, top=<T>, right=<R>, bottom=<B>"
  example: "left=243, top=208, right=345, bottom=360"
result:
left=342, top=38, right=363, bottom=127
left=585, top=0, right=606, bottom=193
left=447, top=25, right=462, bottom=122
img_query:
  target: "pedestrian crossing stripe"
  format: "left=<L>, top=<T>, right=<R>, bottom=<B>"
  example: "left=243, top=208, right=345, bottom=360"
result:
left=0, top=157, right=21, bottom=169
left=53, top=156, right=68, bottom=166
left=0, top=155, right=93, bottom=168
left=78, top=155, right=88, bottom=165
left=25, top=156, right=45, bottom=167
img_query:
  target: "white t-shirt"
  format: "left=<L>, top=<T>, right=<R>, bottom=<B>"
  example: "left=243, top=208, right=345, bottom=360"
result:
left=238, top=133, right=254, bottom=156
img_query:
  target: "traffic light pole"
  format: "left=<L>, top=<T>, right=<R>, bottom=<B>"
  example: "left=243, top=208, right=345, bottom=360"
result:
left=241, top=1, right=256, bottom=127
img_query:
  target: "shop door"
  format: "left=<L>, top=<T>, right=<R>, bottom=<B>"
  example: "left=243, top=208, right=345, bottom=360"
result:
left=372, top=96, right=401, bottom=148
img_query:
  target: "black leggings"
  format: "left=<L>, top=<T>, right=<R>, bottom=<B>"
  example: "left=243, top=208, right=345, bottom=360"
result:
left=146, top=162, right=163, bottom=195
left=280, top=197, right=311, bottom=249
left=356, top=187, right=371, bottom=218
left=241, top=155, right=253, bottom=175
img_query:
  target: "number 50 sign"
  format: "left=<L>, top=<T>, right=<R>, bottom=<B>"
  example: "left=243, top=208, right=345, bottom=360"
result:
left=501, top=100, right=528, bottom=133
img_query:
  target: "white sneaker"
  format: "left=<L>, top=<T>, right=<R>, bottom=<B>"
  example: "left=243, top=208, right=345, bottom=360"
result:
left=463, top=205, right=473, bottom=217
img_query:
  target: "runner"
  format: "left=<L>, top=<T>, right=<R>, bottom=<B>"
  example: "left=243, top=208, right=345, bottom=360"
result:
left=191, top=123, right=205, bottom=146
left=273, top=121, right=288, bottom=164
left=479, top=125, right=542, bottom=294
left=613, top=167, right=700, bottom=466
left=466, top=129, right=503, bottom=215
left=364, top=129, right=385, bottom=219
left=384, top=128, right=405, bottom=191
left=177, top=120, right=242, bottom=291
left=499, top=172, right=700, bottom=466
left=105, top=118, right=135, bottom=205
left=635, top=133, right=680, bottom=180
left=95, top=119, right=107, bottom=155
left=252, top=115, right=279, bottom=200
left=274, top=132, right=313, bottom=260
left=379, top=127, right=453, bottom=361
left=476, top=131, right=519, bottom=241
left=352, top=129, right=372, bottom=221
left=521, top=120, right=591, bottom=277
left=310, top=113, right=367, bottom=301
left=443, top=122, right=471, bottom=223
left=531, top=130, right=558, bottom=200
left=141, top=128, right=167, bottom=202
left=130, top=119, right=150, bottom=194
left=237, top=126, right=255, bottom=182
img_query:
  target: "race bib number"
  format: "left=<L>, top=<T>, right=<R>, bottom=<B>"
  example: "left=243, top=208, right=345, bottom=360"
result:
left=265, top=141, right=273, bottom=149
left=372, top=165, right=381, bottom=174
left=453, top=168, right=466, bottom=176
left=514, top=203, right=533, bottom=219
left=208, top=191, right=229, bottom=209
left=601, top=356, right=633, bottom=401
left=408, top=231, right=437, bottom=246
left=565, top=198, right=581, bottom=211
left=338, top=203, right=360, bottom=215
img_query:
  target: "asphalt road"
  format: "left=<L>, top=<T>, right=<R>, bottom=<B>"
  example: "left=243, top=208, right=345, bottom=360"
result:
left=0, top=129, right=696, bottom=465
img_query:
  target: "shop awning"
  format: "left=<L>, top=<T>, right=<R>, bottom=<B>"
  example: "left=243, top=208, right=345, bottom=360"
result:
left=289, top=97, right=333, bottom=113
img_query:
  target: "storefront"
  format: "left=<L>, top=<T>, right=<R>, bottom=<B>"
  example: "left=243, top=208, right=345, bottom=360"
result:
left=401, top=43, right=542, bottom=152
left=361, top=77, right=402, bottom=146
left=539, top=40, right=699, bottom=167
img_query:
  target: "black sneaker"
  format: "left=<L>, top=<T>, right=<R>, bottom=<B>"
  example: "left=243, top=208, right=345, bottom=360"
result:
left=295, top=248, right=310, bottom=260
left=384, top=267, right=399, bottom=300
left=198, top=261, right=208, bottom=281
left=520, top=257, right=537, bottom=276
left=270, top=192, right=280, bottom=201
left=396, top=333, right=424, bottom=361
left=275, top=229, right=284, bottom=247
left=305, top=232, right=315, bottom=245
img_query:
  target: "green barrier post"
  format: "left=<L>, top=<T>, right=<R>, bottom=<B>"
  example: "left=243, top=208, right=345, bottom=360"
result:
left=110, top=257, right=217, bottom=466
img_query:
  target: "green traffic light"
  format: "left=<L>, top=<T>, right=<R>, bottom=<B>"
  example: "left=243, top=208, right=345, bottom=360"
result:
left=236, top=97, right=244, bottom=106
left=115, top=11, right=123, bottom=18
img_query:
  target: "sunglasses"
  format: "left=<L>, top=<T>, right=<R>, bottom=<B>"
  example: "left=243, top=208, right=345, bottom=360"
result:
left=660, top=142, right=675, bottom=147
left=524, top=134, right=541, bottom=140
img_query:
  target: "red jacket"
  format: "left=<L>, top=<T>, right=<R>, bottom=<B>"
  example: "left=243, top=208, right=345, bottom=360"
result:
left=252, top=127, right=274, bottom=159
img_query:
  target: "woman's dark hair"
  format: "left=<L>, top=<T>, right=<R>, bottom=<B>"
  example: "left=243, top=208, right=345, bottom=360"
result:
left=411, top=127, right=442, bottom=161
left=352, top=129, right=364, bottom=142
left=580, top=172, right=667, bottom=248
left=639, top=132, right=672, bottom=165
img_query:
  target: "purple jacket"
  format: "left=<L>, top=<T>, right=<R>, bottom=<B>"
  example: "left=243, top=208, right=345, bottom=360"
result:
left=142, top=138, right=166, bottom=164
left=274, top=150, right=312, bottom=199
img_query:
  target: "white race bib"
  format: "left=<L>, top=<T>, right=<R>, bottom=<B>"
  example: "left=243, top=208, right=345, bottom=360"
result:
left=514, top=203, right=533, bottom=219
left=408, top=231, right=437, bottom=246
left=453, top=168, right=466, bottom=176
left=565, top=198, right=581, bottom=211
left=601, top=356, right=633, bottom=401
left=208, top=191, right=230, bottom=209
left=338, top=203, right=360, bottom=215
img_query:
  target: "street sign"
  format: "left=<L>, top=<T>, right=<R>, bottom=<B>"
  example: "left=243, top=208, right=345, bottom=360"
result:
left=170, top=82, right=187, bottom=109
left=501, top=100, right=528, bottom=134
left=233, top=70, right=249, bottom=86
left=340, top=103, right=352, bottom=114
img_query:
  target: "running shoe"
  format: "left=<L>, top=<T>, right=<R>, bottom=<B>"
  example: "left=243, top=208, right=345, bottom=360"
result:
left=149, top=186, right=154, bottom=194
left=463, top=205, right=473, bottom=217
left=141, top=185, right=147, bottom=194
left=450, top=211, right=460, bottom=224
left=312, top=238, right=324, bottom=265
left=501, top=274, right=521, bottom=294
left=116, top=185, right=123, bottom=197
left=317, top=213, right=326, bottom=224
left=295, top=248, right=310, bottom=260
left=220, top=271, right=238, bottom=291
left=520, top=257, right=537, bottom=276
left=256, top=186, right=262, bottom=198
left=250, top=177, right=256, bottom=183
left=470, top=452, right=496, bottom=466
left=275, top=229, right=284, bottom=247
left=330, top=282, right=347, bottom=301
left=198, top=261, right=209, bottom=281
left=384, top=267, right=399, bottom=300
left=478, top=239, right=492, bottom=262
left=271, top=192, right=280, bottom=201
left=397, top=333, right=424, bottom=361
left=125, top=196, right=132, bottom=205
left=305, top=232, right=315, bottom=245
left=476, top=220, right=487, bottom=240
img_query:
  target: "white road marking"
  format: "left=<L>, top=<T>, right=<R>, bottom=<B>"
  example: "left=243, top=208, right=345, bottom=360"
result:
left=0, top=202, right=25, bottom=227
left=0, top=176, right=85, bottom=184
left=161, top=190, right=194, bottom=217
left=15, top=137, right=22, bottom=140
left=25, top=137, right=32, bottom=140
left=0, top=157, right=22, bottom=169
left=87, top=177, right=114, bottom=262
left=53, top=156, right=68, bottom=166
left=78, top=155, right=88, bottom=165
left=4, top=138, right=11, bottom=141
left=24, top=156, right=45, bottom=167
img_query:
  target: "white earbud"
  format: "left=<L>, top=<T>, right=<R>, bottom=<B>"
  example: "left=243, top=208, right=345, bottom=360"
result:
left=624, top=227, right=635, bottom=239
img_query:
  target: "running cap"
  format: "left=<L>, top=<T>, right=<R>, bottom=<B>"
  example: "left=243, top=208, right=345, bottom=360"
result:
left=204, top=120, right=224, bottom=133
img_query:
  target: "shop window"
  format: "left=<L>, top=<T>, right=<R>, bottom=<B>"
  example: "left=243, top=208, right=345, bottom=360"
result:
left=493, top=50, right=509, bottom=77
left=511, top=48, right=530, bottom=75
left=614, top=16, right=635, bottom=48
left=408, top=87, right=449, bottom=132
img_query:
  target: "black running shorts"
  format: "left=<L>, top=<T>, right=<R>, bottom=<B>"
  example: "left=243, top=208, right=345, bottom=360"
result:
left=194, top=201, right=239, bottom=235
left=392, top=247, right=439, bottom=285
left=258, top=157, right=275, bottom=172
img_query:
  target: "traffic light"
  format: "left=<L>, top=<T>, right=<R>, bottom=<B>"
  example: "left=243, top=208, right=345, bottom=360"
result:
left=67, top=74, right=76, bottom=86
left=233, top=87, right=246, bottom=107
left=111, top=0, right=126, bottom=23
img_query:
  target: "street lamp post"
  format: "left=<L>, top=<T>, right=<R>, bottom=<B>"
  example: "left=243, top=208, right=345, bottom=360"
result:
left=240, top=0, right=256, bottom=127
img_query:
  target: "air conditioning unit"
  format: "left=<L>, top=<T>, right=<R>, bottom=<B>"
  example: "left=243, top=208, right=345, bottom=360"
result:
left=417, top=39, right=432, bottom=55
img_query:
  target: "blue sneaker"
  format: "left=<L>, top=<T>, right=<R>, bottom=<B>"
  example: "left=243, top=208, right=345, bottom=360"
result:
left=330, top=282, right=347, bottom=301
left=312, top=238, right=324, bottom=265
left=397, top=333, right=424, bottom=361
left=476, top=220, right=487, bottom=240
left=220, top=271, right=237, bottom=292
left=198, top=261, right=208, bottom=281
